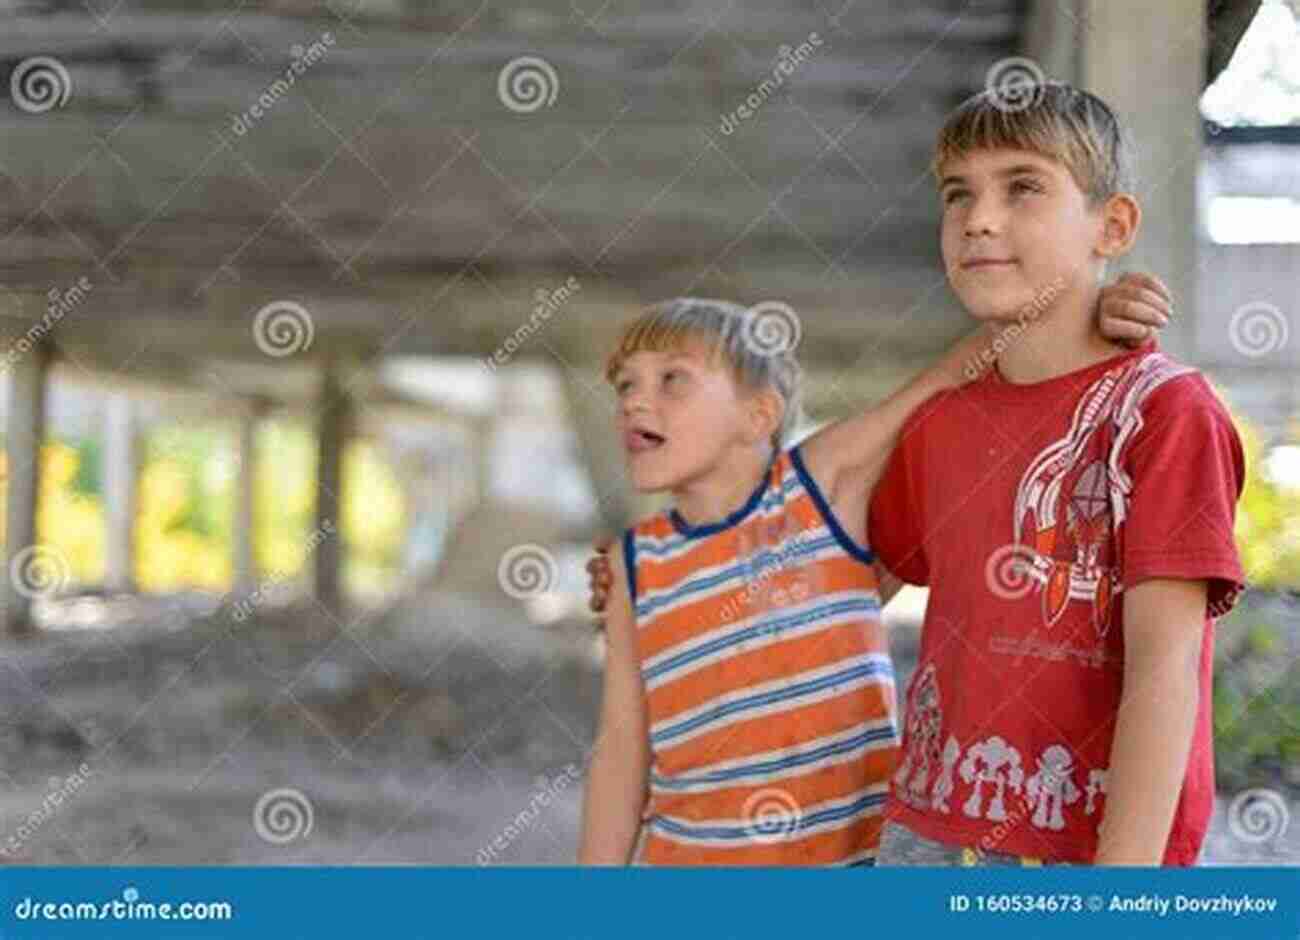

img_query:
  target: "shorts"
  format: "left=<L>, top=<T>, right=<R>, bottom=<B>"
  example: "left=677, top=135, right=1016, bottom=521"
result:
left=876, top=819, right=1071, bottom=867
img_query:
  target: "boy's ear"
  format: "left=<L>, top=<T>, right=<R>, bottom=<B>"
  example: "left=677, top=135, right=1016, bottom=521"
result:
left=745, top=386, right=784, bottom=445
left=1097, top=193, right=1141, bottom=258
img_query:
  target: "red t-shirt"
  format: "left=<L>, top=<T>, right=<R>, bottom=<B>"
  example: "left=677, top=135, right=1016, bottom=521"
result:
left=868, top=341, right=1245, bottom=864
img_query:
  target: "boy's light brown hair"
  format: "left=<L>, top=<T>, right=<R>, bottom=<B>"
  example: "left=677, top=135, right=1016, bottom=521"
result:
left=604, top=297, right=805, bottom=451
left=933, top=81, right=1134, bottom=204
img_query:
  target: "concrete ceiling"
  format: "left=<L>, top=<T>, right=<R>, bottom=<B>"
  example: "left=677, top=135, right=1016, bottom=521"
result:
left=0, top=0, right=1033, bottom=400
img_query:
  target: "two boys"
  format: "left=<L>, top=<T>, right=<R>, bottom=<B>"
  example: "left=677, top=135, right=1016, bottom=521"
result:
left=583, top=81, right=1243, bottom=866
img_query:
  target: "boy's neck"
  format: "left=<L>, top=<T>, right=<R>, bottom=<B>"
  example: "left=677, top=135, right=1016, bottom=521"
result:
left=671, top=446, right=773, bottom=529
left=994, top=282, right=1129, bottom=385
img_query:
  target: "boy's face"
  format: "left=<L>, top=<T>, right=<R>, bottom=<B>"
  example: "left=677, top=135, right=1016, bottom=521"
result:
left=612, top=341, right=757, bottom=492
left=938, top=147, right=1105, bottom=323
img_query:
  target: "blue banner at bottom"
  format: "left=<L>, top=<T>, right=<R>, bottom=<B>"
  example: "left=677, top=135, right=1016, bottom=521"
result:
left=1, top=867, right=1297, bottom=939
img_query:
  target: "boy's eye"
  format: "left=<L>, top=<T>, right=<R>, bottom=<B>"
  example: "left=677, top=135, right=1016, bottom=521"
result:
left=1010, top=178, right=1043, bottom=195
left=615, top=379, right=632, bottom=395
left=942, top=189, right=969, bottom=206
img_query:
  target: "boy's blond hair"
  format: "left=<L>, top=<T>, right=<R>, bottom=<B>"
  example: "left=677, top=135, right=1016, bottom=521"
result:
left=604, top=297, right=805, bottom=451
left=933, top=81, right=1134, bottom=204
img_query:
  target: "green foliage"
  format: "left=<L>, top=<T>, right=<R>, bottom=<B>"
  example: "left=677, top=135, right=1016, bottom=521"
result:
left=1232, top=410, right=1300, bottom=591
left=16, top=420, right=406, bottom=598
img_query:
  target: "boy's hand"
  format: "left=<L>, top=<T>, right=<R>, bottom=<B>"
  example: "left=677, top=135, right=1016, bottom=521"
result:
left=586, top=534, right=614, bottom=621
left=1099, top=272, right=1172, bottom=346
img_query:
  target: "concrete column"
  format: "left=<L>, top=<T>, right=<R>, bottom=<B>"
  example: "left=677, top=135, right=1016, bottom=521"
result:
left=1078, top=1, right=1205, bottom=361
left=103, top=392, right=138, bottom=594
left=233, top=406, right=259, bottom=597
left=313, top=360, right=349, bottom=615
left=3, top=337, right=53, bottom=636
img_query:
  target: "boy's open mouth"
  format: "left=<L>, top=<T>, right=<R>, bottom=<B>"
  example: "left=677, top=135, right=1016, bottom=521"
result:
left=626, top=428, right=666, bottom=453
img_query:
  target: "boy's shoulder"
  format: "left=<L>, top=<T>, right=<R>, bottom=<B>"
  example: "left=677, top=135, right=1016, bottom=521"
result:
left=890, top=349, right=1238, bottom=455
left=1118, top=350, right=1237, bottom=434
left=894, top=384, right=963, bottom=439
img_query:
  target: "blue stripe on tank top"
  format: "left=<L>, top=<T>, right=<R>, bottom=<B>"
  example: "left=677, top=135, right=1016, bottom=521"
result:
left=633, top=533, right=839, bottom=620
left=642, top=595, right=881, bottom=683
left=650, top=724, right=898, bottom=789
left=648, top=790, right=887, bottom=841
left=650, top=658, right=893, bottom=745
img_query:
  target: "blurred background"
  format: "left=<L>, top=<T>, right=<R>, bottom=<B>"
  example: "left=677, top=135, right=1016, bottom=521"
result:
left=0, top=0, right=1295, bottom=865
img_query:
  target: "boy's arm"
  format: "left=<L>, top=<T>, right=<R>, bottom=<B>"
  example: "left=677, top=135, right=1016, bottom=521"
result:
left=578, top=537, right=651, bottom=864
left=797, top=328, right=987, bottom=511
left=1093, top=578, right=1206, bottom=865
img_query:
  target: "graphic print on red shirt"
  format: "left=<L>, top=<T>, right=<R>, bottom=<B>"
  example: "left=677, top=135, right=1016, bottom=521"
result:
left=868, top=342, right=1246, bottom=864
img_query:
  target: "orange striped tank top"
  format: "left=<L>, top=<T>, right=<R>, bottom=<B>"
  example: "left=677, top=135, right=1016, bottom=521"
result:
left=622, top=445, right=899, bottom=865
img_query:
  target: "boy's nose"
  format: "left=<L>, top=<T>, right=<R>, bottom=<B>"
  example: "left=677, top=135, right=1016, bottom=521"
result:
left=964, top=198, right=1001, bottom=237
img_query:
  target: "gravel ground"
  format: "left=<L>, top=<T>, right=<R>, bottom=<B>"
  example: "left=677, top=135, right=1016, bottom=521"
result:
left=0, top=590, right=1293, bottom=866
left=0, top=590, right=597, bottom=865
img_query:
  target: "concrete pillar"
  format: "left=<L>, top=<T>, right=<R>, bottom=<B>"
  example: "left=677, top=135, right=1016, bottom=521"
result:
left=313, top=360, right=349, bottom=615
left=1030, top=1, right=1205, bottom=361
left=3, top=338, right=53, bottom=636
left=233, top=406, right=259, bottom=597
left=399, top=449, right=448, bottom=578
left=103, top=393, right=138, bottom=594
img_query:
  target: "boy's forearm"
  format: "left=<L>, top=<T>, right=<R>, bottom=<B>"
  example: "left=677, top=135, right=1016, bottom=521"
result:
left=577, top=738, right=648, bottom=864
left=1094, top=581, right=1204, bottom=865
left=1094, top=674, right=1198, bottom=864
